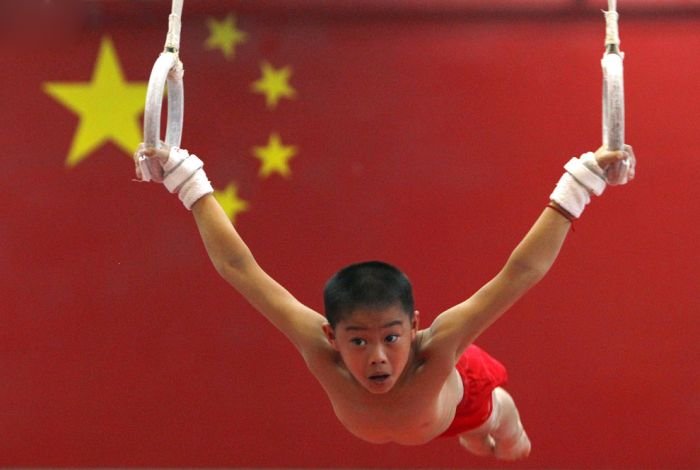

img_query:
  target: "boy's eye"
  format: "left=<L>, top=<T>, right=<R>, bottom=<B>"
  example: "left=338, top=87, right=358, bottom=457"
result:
left=350, top=338, right=366, bottom=346
left=385, top=334, right=399, bottom=343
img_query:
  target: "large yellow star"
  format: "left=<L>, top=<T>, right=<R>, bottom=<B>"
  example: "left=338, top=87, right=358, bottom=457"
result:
left=214, top=183, right=249, bottom=223
left=43, top=36, right=147, bottom=167
left=205, top=13, right=248, bottom=60
left=253, top=133, right=298, bottom=178
left=251, top=62, right=297, bottom=109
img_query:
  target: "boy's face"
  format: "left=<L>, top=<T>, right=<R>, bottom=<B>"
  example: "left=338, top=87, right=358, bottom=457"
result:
left=323, top=304, right=418, bottom=394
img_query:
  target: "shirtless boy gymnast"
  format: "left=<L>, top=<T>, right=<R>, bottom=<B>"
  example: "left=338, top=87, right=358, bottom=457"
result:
left=134, top=142, right=635, bottom=460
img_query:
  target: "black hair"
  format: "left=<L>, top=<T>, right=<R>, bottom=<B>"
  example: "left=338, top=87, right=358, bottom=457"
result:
left=323, top=260, right=415, bottom=329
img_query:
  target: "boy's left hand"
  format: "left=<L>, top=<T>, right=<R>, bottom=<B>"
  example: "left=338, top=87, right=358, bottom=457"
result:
left=594, top=144, right=636, bottom=184
left=594, top=145, right=624, bottom=169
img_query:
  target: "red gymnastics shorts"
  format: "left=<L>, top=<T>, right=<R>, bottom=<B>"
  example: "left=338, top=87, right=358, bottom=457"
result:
left=439, top=344, right=508, bottom=437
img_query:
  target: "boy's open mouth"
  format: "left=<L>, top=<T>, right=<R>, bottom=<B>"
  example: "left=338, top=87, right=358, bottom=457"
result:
left=369, top=373, right=390, bottom=382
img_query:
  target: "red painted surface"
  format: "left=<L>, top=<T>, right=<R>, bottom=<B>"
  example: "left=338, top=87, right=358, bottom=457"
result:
left=1, top=1, right=698, bottom=468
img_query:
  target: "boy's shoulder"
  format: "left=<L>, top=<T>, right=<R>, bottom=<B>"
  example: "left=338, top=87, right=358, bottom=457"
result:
left=412, top=327, right=454, bottom=359
left=406, top=329, right=463, bottom=379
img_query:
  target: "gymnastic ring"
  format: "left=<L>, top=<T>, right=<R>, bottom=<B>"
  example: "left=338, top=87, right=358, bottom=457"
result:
left=601, top=52, right=624, bottom=152
left=138, top=0, right=184, bottom=182
left=601, top=51, right=630, bottom=185
left=144, top=51, right=184, bottom=150
left=600, top=1, right=631, bottom=185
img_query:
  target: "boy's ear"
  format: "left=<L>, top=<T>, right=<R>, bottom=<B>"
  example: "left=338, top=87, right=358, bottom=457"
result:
left=322, top=323, right=338, bottom=349
left=411, top=310, right=420, bottom=339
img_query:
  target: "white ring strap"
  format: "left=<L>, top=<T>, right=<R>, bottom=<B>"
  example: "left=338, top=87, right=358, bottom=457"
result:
left=165, top=0, right=183, bottom=52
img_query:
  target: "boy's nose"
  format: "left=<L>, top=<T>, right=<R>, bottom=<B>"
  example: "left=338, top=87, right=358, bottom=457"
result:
left=370, top=346, right=388, bottom=364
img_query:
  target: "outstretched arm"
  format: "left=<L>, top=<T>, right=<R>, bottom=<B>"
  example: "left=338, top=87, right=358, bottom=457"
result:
left=425, top=146, right=634, bottom=360
left=135, top=145, right=327, bottom=357
left=191, top=195, right=327, bottom=354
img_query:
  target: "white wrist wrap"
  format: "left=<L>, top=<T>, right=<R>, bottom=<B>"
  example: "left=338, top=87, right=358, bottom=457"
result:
left=162, top=146, right=188, bottom=173
left=164, top=153, right=204, bottom=193
left=163, top=147, right=214, bottom=210
left=564, top=153, right=606, bottom=196
left=178, top=169, right=214, bottom=210
left=549, top=152, right=607, bottom=219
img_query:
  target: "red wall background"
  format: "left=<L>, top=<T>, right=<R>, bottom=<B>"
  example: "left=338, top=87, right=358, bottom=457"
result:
left=2, top=1, right=698, bottom=468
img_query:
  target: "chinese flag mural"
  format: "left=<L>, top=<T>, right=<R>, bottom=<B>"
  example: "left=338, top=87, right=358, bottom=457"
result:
left=1, top=1, right=699, bottom=469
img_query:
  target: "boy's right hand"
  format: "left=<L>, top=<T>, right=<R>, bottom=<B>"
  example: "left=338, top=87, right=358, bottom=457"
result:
left=133, top=143, right=214, bottom=210
left=133, top=143, right=171, bottom=183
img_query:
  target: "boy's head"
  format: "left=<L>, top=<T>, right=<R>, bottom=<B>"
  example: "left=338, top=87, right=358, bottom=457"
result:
left=323, top=260, right=415, bottom=329
left=322, top=261, right=419, bottom=394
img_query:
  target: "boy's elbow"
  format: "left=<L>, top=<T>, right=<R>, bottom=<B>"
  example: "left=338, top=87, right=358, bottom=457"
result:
left=505, top=257, right=548, bottom=288
left=213, top=258, right=234, bottom=280
left=212, top=250, right=253, bottom=285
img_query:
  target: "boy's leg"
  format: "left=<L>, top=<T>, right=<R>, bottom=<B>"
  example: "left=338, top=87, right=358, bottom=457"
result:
left=458, top=387, right=531, bottom=460
left=490, top=387, right=531, bottom=460
left=458, top=419, right=496, bottom=457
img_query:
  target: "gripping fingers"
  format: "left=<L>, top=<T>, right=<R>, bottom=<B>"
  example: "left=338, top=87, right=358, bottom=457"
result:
left=621, top=144, right=636, bottom=182
left=133, top=142, right=167, bottom=183
left=593, top=144, right=636, bottom=184
left=594, top=147, right=624, bottom=169
left=604, top=145, right=635, bottom=185
left=133, top=144, right=146, bottom=180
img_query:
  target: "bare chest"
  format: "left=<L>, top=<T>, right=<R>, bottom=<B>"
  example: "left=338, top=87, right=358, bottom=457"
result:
left=323, top=366, right=464, bottom=445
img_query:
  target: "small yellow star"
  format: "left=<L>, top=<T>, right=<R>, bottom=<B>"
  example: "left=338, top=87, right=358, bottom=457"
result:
left=43, top=36, right=148, bottom=167
left=205, top=13, right=247, bottom=60
left=251, top=62, right=297, bottom=109
left=214, top=183, right=249, bottom=223
left=253, top=133, right=298, bottom=178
